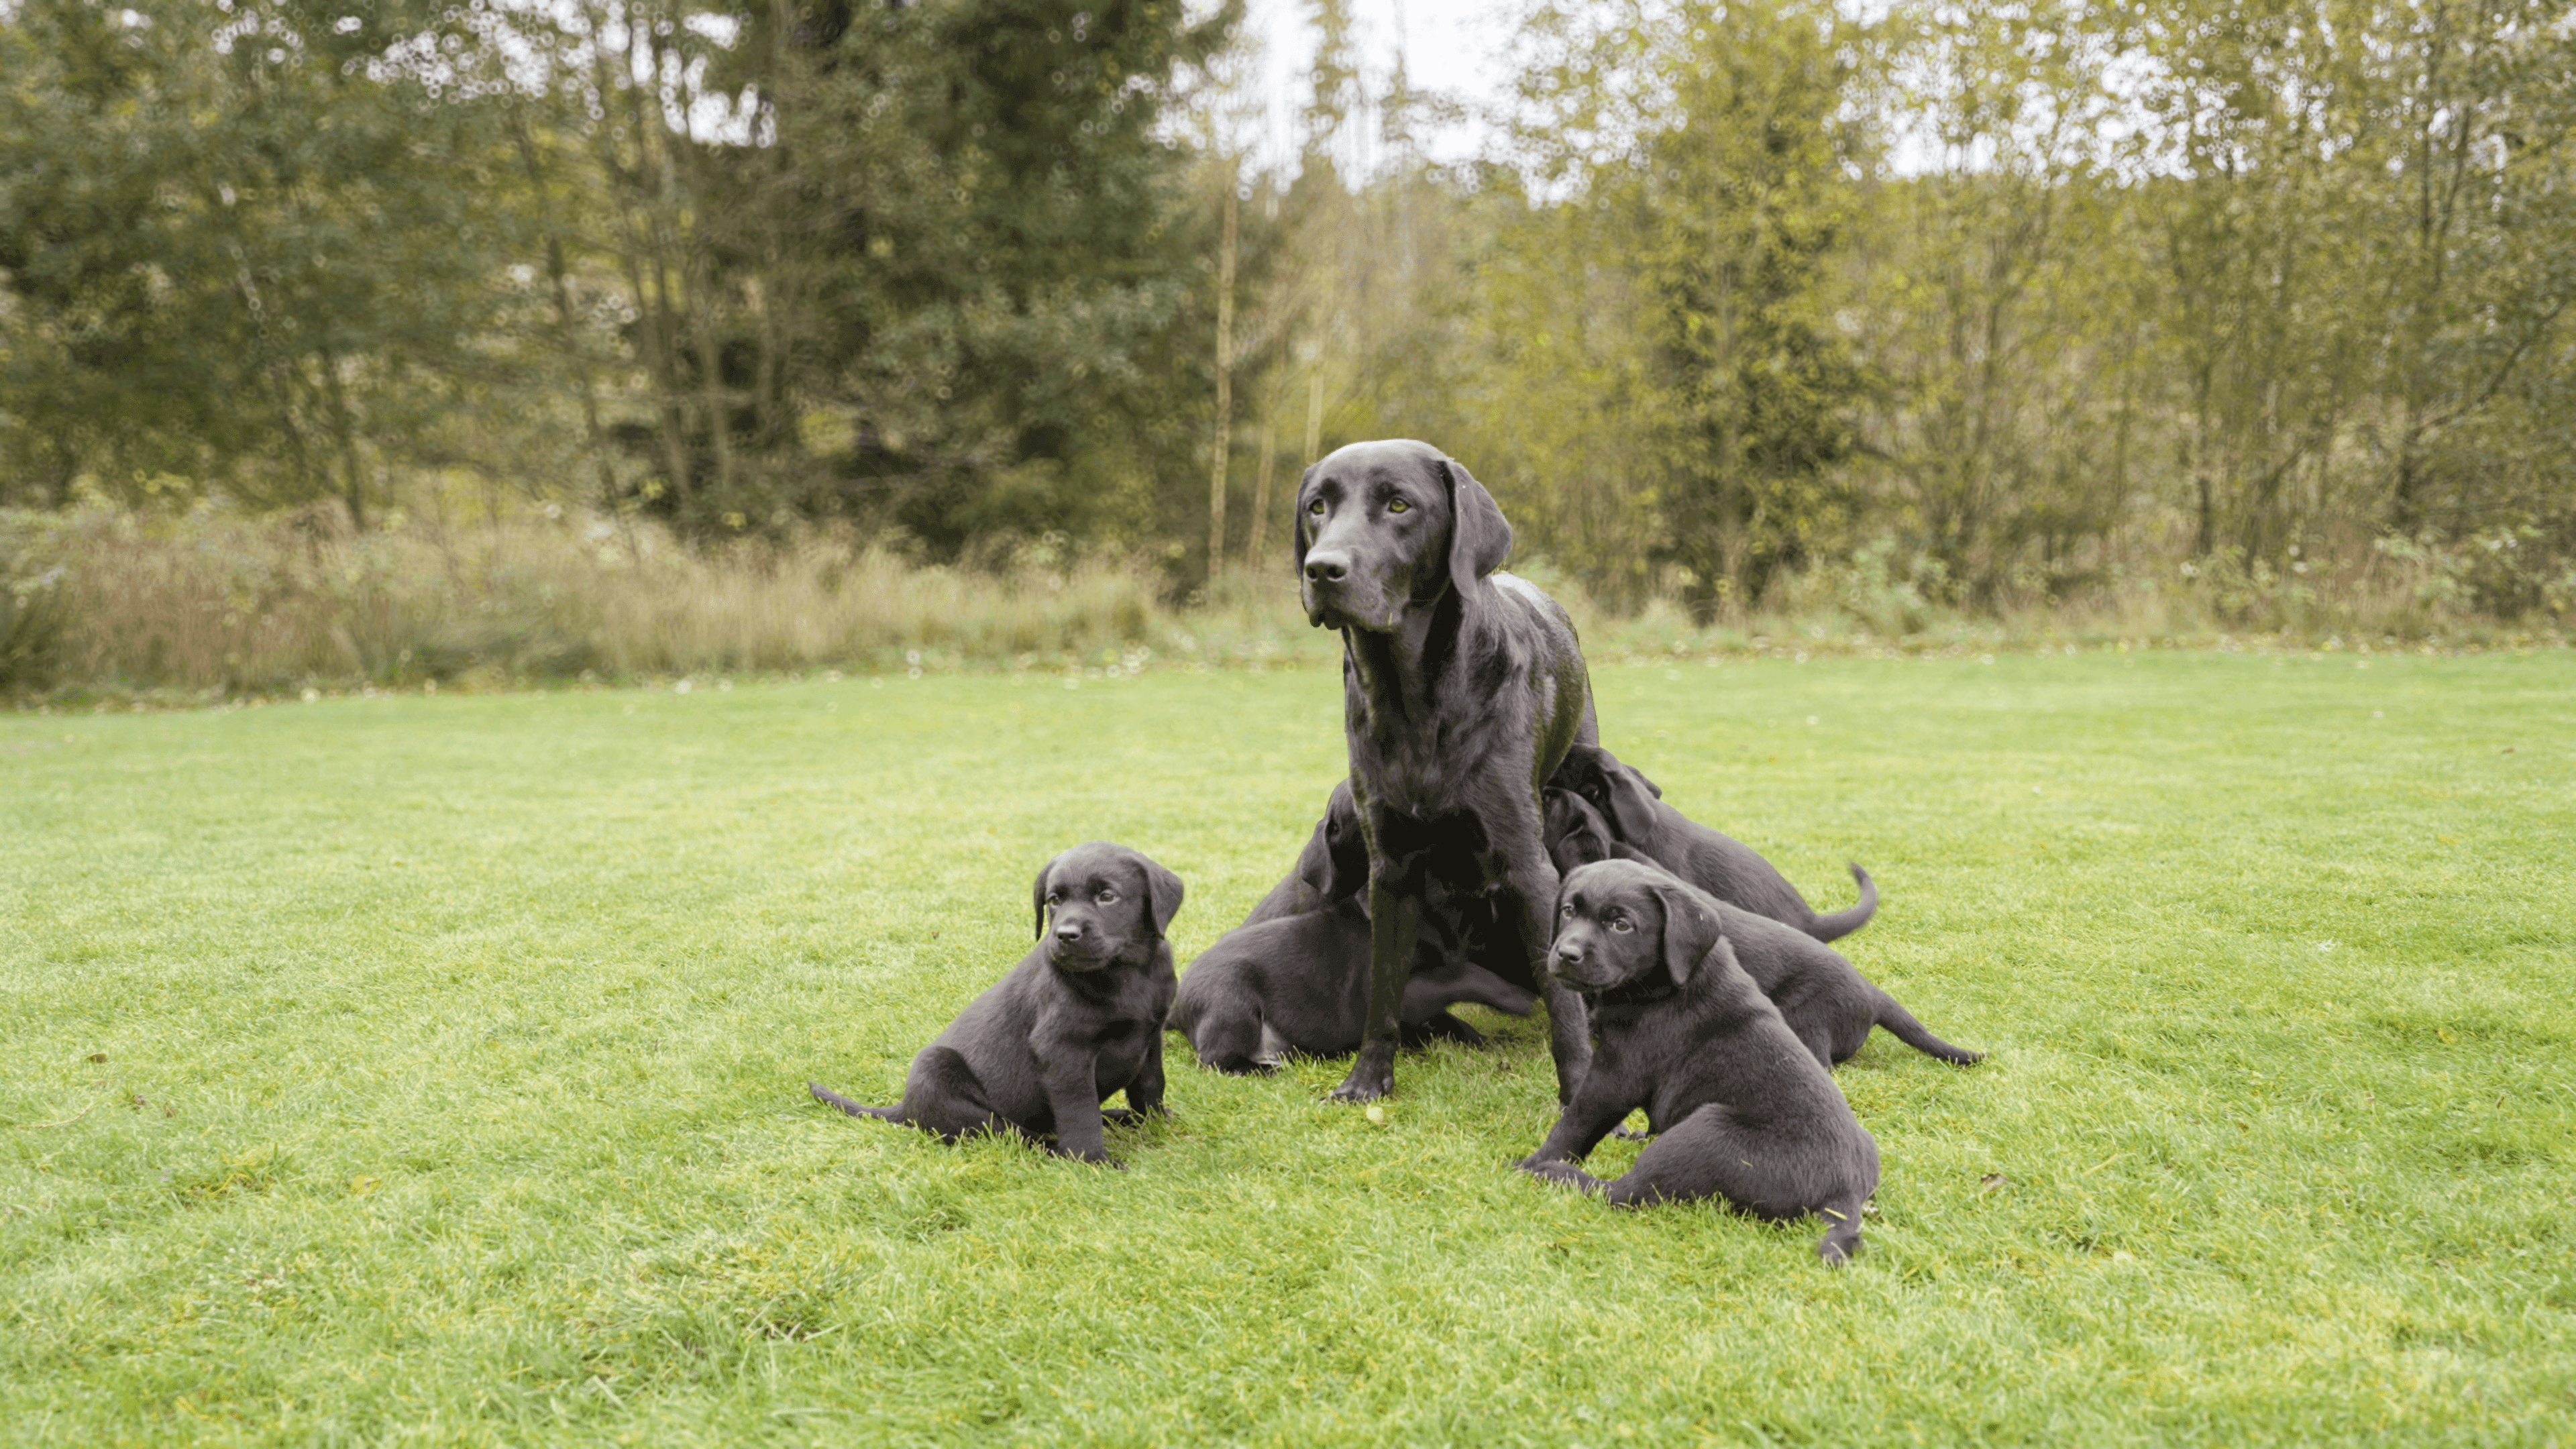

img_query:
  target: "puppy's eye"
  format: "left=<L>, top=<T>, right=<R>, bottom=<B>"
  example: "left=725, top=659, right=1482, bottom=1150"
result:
left=1046, top=890, right=1065, bottom=906
left=1094, top=889, right=1118, bottom=905
left=1560, top=904, right=1575, bottom=918
left=1385, top=497, right=1409, bottom=513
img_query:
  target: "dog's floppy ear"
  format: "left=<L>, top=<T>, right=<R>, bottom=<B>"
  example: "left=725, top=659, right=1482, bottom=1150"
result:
left=1627, top=763, right=1664, bottom=800
left=1292, top=463, right=1319, bottom=576
left=1650, top=879, right=1723, bottom=990
left=1439, top=455, right=1512, bottom=597
left=1031, top=853, right=1065, bottom=939
left=1136, top=853, right=1185, bottom=937
left=1605, top=763, right=1661, bottom=839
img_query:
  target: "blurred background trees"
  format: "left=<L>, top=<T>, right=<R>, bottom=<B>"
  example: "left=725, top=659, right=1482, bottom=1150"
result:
left=3, top=0, right=2571, bottom=623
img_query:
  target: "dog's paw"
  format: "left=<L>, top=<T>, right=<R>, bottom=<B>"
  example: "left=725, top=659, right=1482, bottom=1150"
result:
left=1326, top=1073, right=1391, bottom=1104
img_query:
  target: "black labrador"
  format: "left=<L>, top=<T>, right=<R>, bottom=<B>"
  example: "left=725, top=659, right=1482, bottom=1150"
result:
left=808, top=842, right=1182, bottom=1164
left=1551, top=743, right=1878, bottom=943
left=1240, top=780, right=1368, bottom=928
left=1297, top=439, right=1598, bottom=1103
left=1167, top=897, right=1537, bottom=1073
left=1546, top=798, right=1980, bottom=1070
left=1519, top=858, right=1880, bottom=1264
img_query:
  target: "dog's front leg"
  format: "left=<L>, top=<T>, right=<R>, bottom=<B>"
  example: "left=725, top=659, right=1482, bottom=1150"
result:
left=1035, top=1041, right=1114, bottom=1163
left=1519, top=1070, right=1631, bottom=1170
left=1328, top=864, right=1421, bottom=1102
left=1123, top=1026, right=1170, bottom=1118
left=1495, top=839, right=1590, bottom=1104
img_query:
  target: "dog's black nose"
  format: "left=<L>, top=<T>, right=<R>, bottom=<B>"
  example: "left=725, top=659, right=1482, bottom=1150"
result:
left=1303, top=551, right=1349, bottom=584
left=1554, top=944, right=1582, bottom=967
left=1055, top=922, right=1085, bottom=941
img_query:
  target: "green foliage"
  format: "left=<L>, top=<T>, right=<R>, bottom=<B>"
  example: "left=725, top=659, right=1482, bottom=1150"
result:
left=4, top=657, right=2571, bottom=1441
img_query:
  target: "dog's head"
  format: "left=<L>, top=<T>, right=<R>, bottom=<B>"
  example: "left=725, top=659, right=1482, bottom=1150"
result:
left=1549, top=858, right=1723, bottom=998
left=1294, top=439, right=1511, bottom=632
left=1030, top=842, right=1184, bottom=971
left=1542, top=786, right=1619, bottom=874
left=1296, top=778, right=1369, bottom=906
left=1549, top=743, right=1663, bottom=842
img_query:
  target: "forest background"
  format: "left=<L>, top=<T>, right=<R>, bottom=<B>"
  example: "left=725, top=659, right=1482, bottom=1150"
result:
left=3, top=0, right=2573, bottom=698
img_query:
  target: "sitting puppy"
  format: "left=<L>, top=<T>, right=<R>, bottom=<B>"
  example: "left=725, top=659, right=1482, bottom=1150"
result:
left=809, top=842, right=1183, bottom=1164
left=1168, top=897, right=1537, bottom=1073
left=1551, top=744, right=1878, bottom=942
left=1518, top=858, right=1880, bottom=1264
left=1548, top=794, right=1979, bottom=1071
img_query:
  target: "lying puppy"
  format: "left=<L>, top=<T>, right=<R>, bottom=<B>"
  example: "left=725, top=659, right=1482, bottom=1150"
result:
left=1168, top=898, right=1536, bottom=1073
left=1548, top=794, right=1979, bottom=1070
left=1518, top=858, right=1880, bottom=1263
left=1551, top=744, right=1878, bottom=942
left=809, top=842, right=1182, bottom=1164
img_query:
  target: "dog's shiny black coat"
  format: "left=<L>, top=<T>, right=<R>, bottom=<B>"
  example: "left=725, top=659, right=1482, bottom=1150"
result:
left=1546, top=790, right=1980, bottom=1070
left=808, top=842, right=1182, bottom=1164
left=1167, top=897, right=1538, bottom=1072
left=1518, top=858, right=1880, bottom=1264
left=1296, top=439, right=1599, bottom=1104
left=1241, top=781, right=1369, bottom=928
left=1551, top=743, right=1878, bottom=943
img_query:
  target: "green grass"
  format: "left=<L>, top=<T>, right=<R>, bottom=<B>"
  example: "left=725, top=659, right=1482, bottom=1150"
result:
left=3, top=651, right=2570, bottom=1446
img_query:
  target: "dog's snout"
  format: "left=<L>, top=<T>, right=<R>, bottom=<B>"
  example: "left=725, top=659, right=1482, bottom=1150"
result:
left=1054, top=920, right=1085, bottom=941
left=1303, top=551, right=1350, bottom=584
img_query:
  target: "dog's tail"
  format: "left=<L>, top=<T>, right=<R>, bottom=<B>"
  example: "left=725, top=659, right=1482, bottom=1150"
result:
left=808, top=1082, right=904, bottom=1122
left=1870, top=993, right=1984, bottom=1065
left=1815, top=1198, right=1867, bottom=1266
left=1805, top=863, right=1878, bottom=943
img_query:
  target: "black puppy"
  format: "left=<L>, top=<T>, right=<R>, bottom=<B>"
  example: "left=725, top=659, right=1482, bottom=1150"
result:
left=1168, top=897, right=1538, bottom=1073
left=1240, top=780, right=1368, bottom=928
left=1297, top=439, right=1599, bottom=1104
left=1518, top=858, right=1880, bottom=1264
left=1547, top=797, right=1980, bottom=1071
left=808, top=842, right=1183, bottom=1164
left=1552, top=743, right=1878, bottom=943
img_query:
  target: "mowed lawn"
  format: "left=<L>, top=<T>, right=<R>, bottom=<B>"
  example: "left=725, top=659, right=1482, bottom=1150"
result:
left=3, top=650, right=2569, bottom=1446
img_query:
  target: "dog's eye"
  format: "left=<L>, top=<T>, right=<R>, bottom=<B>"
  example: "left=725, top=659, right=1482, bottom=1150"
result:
left=1046, top=890, right=1065, bottom=906
left=1094, top=889, right=1118, bottom=905
left=1608, top=916, right=1632, bottom=932
left=1385, top=497, right=1409, bottom=513
left=1559, top=904, right=1575, bottom=918
left=1308, top=500, right=1326, bottom=515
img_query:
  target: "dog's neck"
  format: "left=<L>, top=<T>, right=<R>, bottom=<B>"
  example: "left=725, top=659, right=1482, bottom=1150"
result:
left=1342, top=582, right=1481, bottom=727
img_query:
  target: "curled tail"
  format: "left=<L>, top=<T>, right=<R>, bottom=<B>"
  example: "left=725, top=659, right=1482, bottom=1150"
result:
left=1815, top=1198, right=1867, bottom=1265
left=808, top=1082, right=904, bottom=1122
left=1805, top=863, right=1878, bottom=943
left=1871, top=994, right=1984, bottom=1065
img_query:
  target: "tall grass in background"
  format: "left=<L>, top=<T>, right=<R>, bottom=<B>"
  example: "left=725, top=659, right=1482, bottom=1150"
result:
left=1, top=504, right=2565, bottom=700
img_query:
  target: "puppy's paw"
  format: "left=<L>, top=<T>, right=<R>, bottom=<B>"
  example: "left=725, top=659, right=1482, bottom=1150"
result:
left=1100, top=1108, right=1144, bottom=1128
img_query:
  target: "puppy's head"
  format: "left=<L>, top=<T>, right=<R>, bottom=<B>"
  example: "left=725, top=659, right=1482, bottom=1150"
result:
left=1542, top=786, right=1619, bottom=873
left=1030, top=842, right=1184, bottom=971
left=1550, top=743, right=1662, bottom=841
left=1295, top=440, right=1511, bottom=631
left=1549, top=859, right=1722, bottom=998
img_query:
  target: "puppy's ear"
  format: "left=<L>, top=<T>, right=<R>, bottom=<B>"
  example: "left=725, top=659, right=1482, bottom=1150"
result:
left=1651, top=881, right=1722, bottom=990
left=1439, top=456, right=1512, bottom=597
left=1031, top=853, right=1064, bottom=939
left=1292, top=464, right=1319, bottom=576
left=1627, top=763, right=1664, bottom=800
left=1136, top=854, right=1185, bottom=937
left=1605, top=764, right=1660, bottom=840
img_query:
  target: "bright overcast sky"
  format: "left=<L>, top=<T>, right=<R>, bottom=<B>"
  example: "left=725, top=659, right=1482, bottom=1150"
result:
left=1236, top=0, right=1521, bottom=174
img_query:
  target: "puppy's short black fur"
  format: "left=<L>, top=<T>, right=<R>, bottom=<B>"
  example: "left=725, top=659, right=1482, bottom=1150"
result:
left=1167, top=898, right=1537, bottom=1072
left=1548, top=794, right=1979, bottom=1071
left=808, top=842, right=1182, bottom=1164
left=1240, top=780, right=1369, bottom=928
left=1552, top=744, right=1878, bottom=943
left=1518, top=858, right=1880, bottom=1263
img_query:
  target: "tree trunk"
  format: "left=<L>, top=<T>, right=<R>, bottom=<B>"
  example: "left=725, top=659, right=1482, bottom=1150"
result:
left=1206, top=172, right=1238, bottom=590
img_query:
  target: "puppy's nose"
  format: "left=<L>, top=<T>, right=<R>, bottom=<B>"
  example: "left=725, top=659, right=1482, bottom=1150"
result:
left=1553, top=943, right=1583, bottom=968
left=1054, top=922, right=1085, bottom=942
left=1303, top=551, right=1349, bottom=584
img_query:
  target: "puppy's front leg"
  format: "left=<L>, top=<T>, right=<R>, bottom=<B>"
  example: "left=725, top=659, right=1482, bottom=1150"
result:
left=1518, top=1071, right=1632, bottom=1171
left=1122, top=1028, right=1171, bottom=1118
left=1033, top=1035, right=1114, bottom=1163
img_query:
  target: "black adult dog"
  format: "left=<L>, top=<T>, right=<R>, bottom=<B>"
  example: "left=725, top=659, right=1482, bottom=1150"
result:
left=1167, top=897, right=1537, bottom=1073
left=1551, top=743, right=1878, bottom=943
left=1297, top=439, right=1597, bottom=1103
left=808, top=842, right=1182, bottom=1164
left=1546, top=792, right=1980, bottom=1070
left=1519, top=858, right=1880, bottom=1264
